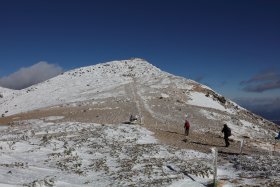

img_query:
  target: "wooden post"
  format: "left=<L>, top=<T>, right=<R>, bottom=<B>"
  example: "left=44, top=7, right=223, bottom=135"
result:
left=240, top=139, right=244, bottom=154
left=273, top=139, right=277, bottom=156
left=140, top=115, right=143, bottom=125
left=211, top=147, right=218, bottom=186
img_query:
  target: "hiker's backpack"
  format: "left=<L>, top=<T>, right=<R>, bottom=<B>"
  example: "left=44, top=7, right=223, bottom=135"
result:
left=228, top=128, right=232, bottom=136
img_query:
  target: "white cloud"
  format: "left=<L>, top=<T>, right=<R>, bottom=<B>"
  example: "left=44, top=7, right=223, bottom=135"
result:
left=234, top=97, right=280, bottom=121
left=0, top=62, right=63, bottom=90
left=240, top=69, right=280, bottom=92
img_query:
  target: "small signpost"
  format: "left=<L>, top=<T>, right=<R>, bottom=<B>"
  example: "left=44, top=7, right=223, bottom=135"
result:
left=140, top=115, right=143, bottom=125
left=211, top=147, right=218, bottom=186
left=240, top=139, right=245, bottom=154
left=273, top=139, right=276, bottom=156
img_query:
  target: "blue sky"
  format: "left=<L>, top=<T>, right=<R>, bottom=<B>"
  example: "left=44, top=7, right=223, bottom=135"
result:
left=0, top=0, right=280, bottom=121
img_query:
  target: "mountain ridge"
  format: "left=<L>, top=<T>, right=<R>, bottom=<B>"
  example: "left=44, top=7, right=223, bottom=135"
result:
left=0, top=58, right=280, bottom=186
left=0, top=58, right=206, bottom=116
left=0, top=59, right=278, bottom=140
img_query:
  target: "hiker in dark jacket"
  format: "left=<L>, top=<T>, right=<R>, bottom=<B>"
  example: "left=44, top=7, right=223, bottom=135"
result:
left=221, top=124, right=231, bottom=147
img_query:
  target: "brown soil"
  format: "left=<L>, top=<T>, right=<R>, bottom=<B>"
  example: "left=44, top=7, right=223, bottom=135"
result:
left=1, top=103, right=279, bottom=158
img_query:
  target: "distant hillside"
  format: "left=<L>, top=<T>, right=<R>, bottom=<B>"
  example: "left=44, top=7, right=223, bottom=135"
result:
left=272, top=120, right=280, bottom=126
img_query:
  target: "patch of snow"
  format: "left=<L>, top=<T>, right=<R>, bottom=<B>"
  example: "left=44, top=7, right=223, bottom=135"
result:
left=42, top=116, right=65, bottom=121
left=150, top=84, right=169, bottom=89
left=0, top=86, right=15, bottom=95
left=175, top=149, right=211, bottom=160
left=0, top=126, right=9, bottom=130
left=200, top=84, right=214, bottom=92
left=0, top=184, right=21, bottom=187
left=199, top=109, right=226, bottom=120
left=161, top=93, right=169, bottom=98
left=240, top=120, right=259, bottom=131
left=251, top=141, right=275, bottom=152
left=0, top=119, right=217, bottom=186
left=217, top=164, right=238, bottom=178
left=172, top=78, right=194, bottom=90
left=188, top=92, right=229, bottom=112
left=168, top=179, right=206, bottom=187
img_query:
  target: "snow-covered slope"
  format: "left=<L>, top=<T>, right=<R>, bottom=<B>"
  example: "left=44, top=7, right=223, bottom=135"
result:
left=0, top=86, right=14, bottom=97
left=0, top=119, right=215, bottom=187
left=0, top=58, right=278, bottom=139
left=0, top=59, right=163, bottom=116
left=0, top=58, right=235, bottom=116
left=0, top=86, right=13, bottom=92
left=0, top=58, right=280, bottom=186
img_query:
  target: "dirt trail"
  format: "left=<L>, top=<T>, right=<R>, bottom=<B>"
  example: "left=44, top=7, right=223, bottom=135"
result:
left=123, top=79, right=274, bottom=157
left=1, top=104, right=279, bottom=157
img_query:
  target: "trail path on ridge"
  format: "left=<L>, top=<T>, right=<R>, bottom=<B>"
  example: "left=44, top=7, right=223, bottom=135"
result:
left=0, top=79, right=278, bottom=157
left=124, top=78, right=273, bottom=157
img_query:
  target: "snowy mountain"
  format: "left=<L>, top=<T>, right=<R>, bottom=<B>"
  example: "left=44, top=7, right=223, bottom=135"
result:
left=0, top=58, right=277, bottom=139
left=0, top=58, right=279, bottom=186
left=0, top=59, right=163, bottom=116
